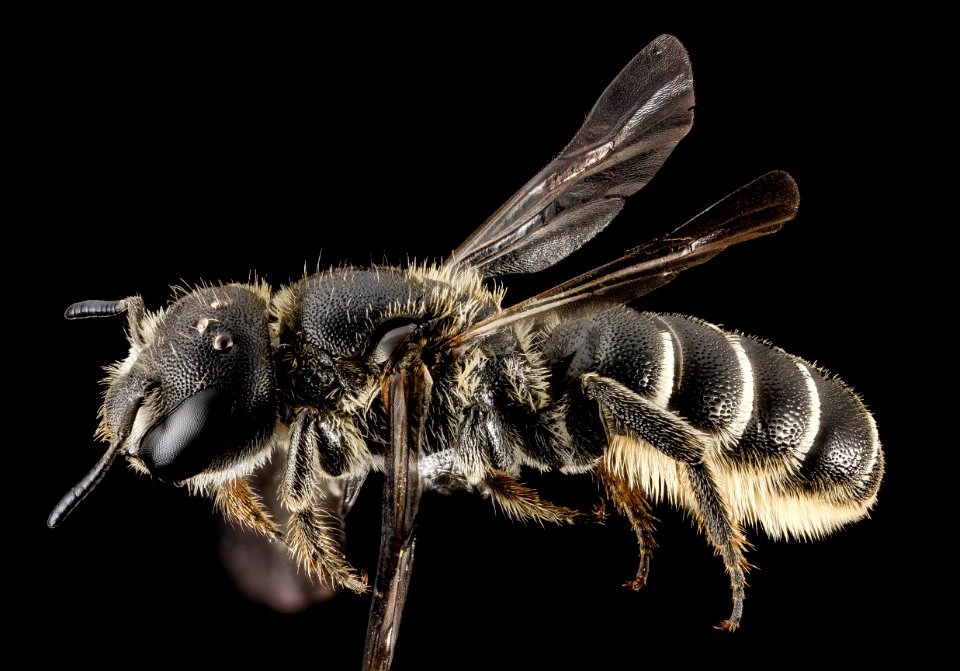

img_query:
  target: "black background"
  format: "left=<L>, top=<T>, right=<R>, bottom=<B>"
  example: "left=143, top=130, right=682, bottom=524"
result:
left=21, top=12, right=934, bottom=668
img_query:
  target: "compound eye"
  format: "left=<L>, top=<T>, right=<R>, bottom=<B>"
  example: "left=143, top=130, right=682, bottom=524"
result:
left=213, top=333, right=234, bottom=351
left=139, top=387, right=235, bottom=480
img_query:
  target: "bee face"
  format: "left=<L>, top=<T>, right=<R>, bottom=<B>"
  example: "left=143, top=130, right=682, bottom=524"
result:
left=119, top=284, right=277, bottom=482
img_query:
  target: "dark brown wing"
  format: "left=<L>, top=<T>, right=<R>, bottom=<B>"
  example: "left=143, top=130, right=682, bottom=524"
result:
left=447, top=171, right=800, bottom=348
left=365, top=36, right=698, bottom=669
left=362, top=354, right=430, bottom=671
left=447, top=34, right=694, bottom=277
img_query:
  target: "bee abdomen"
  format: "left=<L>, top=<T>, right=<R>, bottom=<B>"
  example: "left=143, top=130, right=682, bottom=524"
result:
left=801, top=368, right=883, bottom=503
left=653, top=314, right=753, bottom=441
left=545, top=308, right=882, bottom=540
left=658, top=314, right=882, bottom=538
left=733, top=335, right=820, bottom=460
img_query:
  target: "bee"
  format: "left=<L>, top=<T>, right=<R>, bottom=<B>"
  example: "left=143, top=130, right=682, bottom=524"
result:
left=48, top=35, right=882, bottom=670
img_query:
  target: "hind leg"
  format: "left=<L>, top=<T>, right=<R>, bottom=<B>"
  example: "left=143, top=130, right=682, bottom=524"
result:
left=583, top=372, right=750, bottom=630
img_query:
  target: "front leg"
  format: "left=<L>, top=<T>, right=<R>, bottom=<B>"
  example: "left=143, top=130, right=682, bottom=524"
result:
left=281, top=407, right=367, bottom=593
left=583, top=372, right=750, bottom=631
left=213, top=476, right=283, bottom=542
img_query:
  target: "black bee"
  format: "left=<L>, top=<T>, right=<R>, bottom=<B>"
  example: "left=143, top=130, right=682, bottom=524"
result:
left=48, top=35, right=882, bottom=671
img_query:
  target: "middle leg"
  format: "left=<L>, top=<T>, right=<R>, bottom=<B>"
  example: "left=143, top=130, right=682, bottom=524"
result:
left=583, top=372, right=750, bottom=630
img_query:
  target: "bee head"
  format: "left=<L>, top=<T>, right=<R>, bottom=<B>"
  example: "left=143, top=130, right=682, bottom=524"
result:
left=48, top=282, right=278, bottom=527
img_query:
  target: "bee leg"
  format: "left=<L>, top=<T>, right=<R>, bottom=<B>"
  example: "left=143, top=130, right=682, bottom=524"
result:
left=280, top=408, right=366, bottom=593
left=470, top=393, right=583, bottom=524
left=213, top=476, right=283, bottom=541
left=482, top=473, right=578, bottom=525
left=583, top=373, right=749, bottom=630
left=684, top=462, right=749, bottom=631
left=419, top=450, right=576, bottom=524
left=594, top=460, right=658, bottom=590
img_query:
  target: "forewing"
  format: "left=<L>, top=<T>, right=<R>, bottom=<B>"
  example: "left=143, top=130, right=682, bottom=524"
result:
left=448, top=171, right=800, bottom=346
left=362, top=356, right=430, bottom=671
left=447, top=34, right=695, bottom=277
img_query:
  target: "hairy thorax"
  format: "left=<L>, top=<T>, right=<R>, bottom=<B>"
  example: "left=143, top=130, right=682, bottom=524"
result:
left=270, top=265, right=551, bottom=473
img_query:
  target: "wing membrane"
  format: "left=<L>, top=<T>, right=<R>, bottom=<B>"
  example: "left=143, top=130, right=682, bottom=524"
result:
left=448, top=171, right=800, bottom=347
left=448, top=34, right=694, bottom=277
left=362, top=356, right=430, bottom=671
left=363, top=37, right=797, bottom=670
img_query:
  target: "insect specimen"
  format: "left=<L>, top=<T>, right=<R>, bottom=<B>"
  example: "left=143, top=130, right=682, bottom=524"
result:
left=49, top=35, right=883, bottom=670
